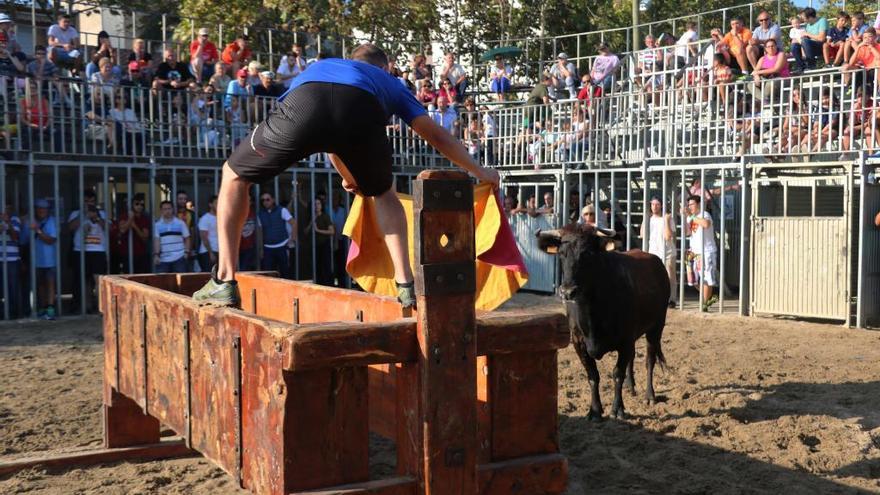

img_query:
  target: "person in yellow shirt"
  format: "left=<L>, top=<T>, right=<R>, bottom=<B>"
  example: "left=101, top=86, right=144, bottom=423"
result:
left=721, top=17, right=753, bottom=72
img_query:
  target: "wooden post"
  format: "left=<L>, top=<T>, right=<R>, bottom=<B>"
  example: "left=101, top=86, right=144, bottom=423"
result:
left=412, top=170, right=477, bottom=493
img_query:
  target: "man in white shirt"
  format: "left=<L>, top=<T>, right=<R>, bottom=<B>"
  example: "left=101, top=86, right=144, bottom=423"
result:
left=671, top=22, right=699, bottom=70
left=549, top=52, right=577, bottom=99
left=747, top=11, right=783, bottom=68
left=440, top=52, right=468, bottom=103
left=641, top=197, right=678, bottom=306
left=198, top=195, right=219, bottom=273
left=685, top=195, right=718, bottom=311
left=429, top=96, right=457, bottom=134
left=276, top=43, right=308, bottom=89
left=153, top=200, right=191, bottom=273
left=47, top=13, right=80, bottom=68
left=67, top=190, right=106, bottom=313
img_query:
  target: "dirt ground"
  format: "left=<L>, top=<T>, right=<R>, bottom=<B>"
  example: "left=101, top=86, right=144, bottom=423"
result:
left=1, top=293, right=879, bottom=494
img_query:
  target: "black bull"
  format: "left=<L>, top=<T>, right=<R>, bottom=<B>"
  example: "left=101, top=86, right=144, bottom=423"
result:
left=537, top=225, right=670, bottom=420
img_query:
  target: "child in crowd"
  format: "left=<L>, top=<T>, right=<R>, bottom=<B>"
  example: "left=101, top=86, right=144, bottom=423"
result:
left=789, top=16, right=806, bottom=70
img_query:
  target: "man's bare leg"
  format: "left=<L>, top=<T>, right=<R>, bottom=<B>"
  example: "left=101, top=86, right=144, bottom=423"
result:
left=216, top=162, right=251, bottom=281
left=373, top=188, right=414, bottom=284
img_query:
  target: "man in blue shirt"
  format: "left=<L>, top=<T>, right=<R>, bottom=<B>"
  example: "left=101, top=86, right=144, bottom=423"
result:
left=194, top=43, right=499, bottom=309
left=31, top=198, right=57, bottom=319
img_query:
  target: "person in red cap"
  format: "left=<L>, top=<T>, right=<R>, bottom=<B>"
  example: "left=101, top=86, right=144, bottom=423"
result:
left=124, top=60, right=150, bottom=87
left=0, top=31, right=25, bottom=77
left=224, top=66, right=252, bottom=108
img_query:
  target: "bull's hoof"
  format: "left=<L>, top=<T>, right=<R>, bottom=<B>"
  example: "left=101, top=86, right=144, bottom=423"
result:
left=626, top=384, right=637, bottom=396
left=587, top=409, right=605, bottom=422
left=611, top=408, right=628, bottom=420
left=647, top=398, right=657, bottom=406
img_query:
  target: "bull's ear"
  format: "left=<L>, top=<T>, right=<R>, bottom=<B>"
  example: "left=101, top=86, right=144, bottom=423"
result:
left=602, top=239, right=621, bottom=252
left=535, top=229, right=562, bottom=254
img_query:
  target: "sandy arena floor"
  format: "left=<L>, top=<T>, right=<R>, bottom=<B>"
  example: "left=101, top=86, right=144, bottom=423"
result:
left=1, top=293, right=879, bottom=494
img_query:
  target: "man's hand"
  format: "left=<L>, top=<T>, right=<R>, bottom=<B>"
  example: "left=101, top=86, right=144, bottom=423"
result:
left=342, top=177, right=360, bottom=194
left=477, top=167, right=500, bottom=189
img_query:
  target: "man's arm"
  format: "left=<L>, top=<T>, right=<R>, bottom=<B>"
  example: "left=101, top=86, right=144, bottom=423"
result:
left=288, top=217, right=297, bottom=243
left=410, top=115, right=499, bottom=186
left=874, top=210, right=880, bottom=228
left=200, top=229, right=211, bottom=252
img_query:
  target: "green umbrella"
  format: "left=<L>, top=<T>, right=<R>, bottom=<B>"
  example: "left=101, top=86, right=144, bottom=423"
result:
left=480, top=45, right=523, bottom=62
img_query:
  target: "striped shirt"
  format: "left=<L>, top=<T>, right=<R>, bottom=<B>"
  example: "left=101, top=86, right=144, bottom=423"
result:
left=0, top=215, right=21, bottom=262
left=154, top=217, right=189, bottom=263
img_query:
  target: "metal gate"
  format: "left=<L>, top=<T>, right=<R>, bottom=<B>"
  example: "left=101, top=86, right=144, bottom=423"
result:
left=750, top=175, right=851, bottom=320
left=858, top=180, right=880, bottom=327
left=510, top=214, right=556, bottom=293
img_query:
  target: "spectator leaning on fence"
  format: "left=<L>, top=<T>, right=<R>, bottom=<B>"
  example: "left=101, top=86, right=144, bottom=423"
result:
left=31, top=198, right=57, bottom=320
left=0, top=203, right=21, bottom=319
left=429, top=95, right=457, bottom=134
left=825, top=12, right=851, bottom=66
left=113, top=193, right=150, bottom=274
left=488, top=54, right=513, bottom=101
left=197, top=195, right=219, bottom=274
left=671, top=22, right=699, bottom=71
left=154, top=200, right=191, bottom=274
left=258, top=191, right=295, bottom=276
left=190, top=27, right=219, bottom=84
left=747, top=11, right=782, bottom=69
left=549, top=52, right=577, bottom=99
left=752, top=38, right=790, bottom=84
left=440, top=52, right=467, bottom=103
left=87, top=30, right=118, bottom=80
left=225, top=67, right=253, bottom=109
left=153, top=49, right=193, bottom=92
left=0, top=31, right=26, bottom=77
left=128, top=38, right=153, bottom=78
left=47, top=13, right=80, bottom=70
left=841, top=27, right=880, bottom=87
left=68, top=190, right=107, bottom=313
left=527, top=74, right=552, bottom=106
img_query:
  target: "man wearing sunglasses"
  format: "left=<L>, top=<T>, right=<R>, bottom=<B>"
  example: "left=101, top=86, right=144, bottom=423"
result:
left=193, top=43, right=499, bottom=309
left=747, top=11, right=782, bottom=69
left=190, top=27, right=219, bottom=84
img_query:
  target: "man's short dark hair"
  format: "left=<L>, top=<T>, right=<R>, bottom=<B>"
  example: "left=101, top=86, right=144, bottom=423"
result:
left=177, top=190, right=188, bottom=196
left=688, top=195, right=701, bottom=204
left=351, top=43, right=389, bottom=68
left=713, top=53, right=726, bottom=64
left=58, top=14, right=70, bottom=20
left=84, top=189, right=96, bottom=199
left=133, top=193, right=145, bottom=202
left=730, top=16, right=743, bottom=24
left=208, top=194, right=218, bottom=203
left=866, top=27, right=877, bottom=36
left=34, top=45, right=46, bottom=52
left=838, top=11, right=851, bottom=21
left=160, top=200, right=173, bottom=208
left=802, top=8, right=817, bottom=19
left=855, top=12, right=866, bottom=22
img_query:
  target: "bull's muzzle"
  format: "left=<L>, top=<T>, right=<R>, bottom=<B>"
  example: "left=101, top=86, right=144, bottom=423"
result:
left=558, top=285, right=579, bottom=300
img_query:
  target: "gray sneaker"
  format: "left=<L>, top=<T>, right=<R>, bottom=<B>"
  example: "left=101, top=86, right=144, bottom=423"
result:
left=193, top=267, right=240, bottom=307
left=396, top=281, right=416, bottom=310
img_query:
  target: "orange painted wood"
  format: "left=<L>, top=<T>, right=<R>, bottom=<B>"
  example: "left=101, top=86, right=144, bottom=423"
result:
left=489, top=351, right=559, bottom=461
left=103, top=390, right=160, bottom=448
left=284, top=367, right=370, bottom=491
left=286, top=320, right=417, bottom=371
left=291, top=475, right=417, bottom=495
left=477, top=453, right=568, bottom=494
left=0, top=439, right=193, bottom=477
left=416, top=170, right=469, bottom=181
left=475, top=356, right=491, bottom=465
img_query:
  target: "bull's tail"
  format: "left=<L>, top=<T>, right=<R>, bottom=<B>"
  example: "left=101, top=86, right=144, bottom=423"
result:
left=654, top=339, right=668, bottom=371
left=648, top=319, right=668, bottom=372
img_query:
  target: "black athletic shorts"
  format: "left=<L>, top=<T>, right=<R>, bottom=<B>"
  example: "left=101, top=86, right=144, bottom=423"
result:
left=228, top=82, right=394, bottom=196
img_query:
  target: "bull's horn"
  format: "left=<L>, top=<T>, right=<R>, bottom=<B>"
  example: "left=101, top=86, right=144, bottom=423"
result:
left=535, top=229, right=563, bottom=239
left=596, top=227, right=616, bottom=238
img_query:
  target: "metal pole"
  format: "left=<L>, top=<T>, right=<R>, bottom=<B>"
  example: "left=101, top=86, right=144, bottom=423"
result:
left=78, top=166, right=85, bottom=315
left=738, top=157, right=748, bottom=317
left=162, top=15, right=167, bottom=52
left=310, top=172, right=316, bottom=281
left=719, top=171, right=726, bottom=314
left=0, top=162, right=7, bottom=320
left=679, top=173, right=686, bottom=310
left=127, top=166, right=133, bottom=273
left=54, top=165, right=61, bottom=316
left=28, top=158, right=36, bottom=318
left=626, top=171, right=632, bottom=250
left=641, top=161, right=648, bottom=251
left=633, top=0, right=640, bottom=51
left=856, top=151, right=866, bottom=328
left=104, top=166, right=110, bottom=275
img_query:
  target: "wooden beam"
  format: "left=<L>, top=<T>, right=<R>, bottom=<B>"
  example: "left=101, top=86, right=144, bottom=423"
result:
left=0, top=439, right=194, bottom=477
left=478, top=453, right=569, bottom=495
left=475, top=311, right=568, bottom=356
left=285, top=320, right=418, bottom=371
left=290, top=476, right=417, bottom=495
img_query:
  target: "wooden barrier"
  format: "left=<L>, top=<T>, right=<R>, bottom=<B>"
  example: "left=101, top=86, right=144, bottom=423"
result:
left=94, top=171, right=568, bottom=494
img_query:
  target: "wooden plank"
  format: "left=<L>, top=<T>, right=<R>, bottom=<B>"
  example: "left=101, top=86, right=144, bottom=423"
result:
left=478, top=453, right=568, bottom=495
left=393, top=362, right=421, bottom=482
left=367, top=364, right=397, bottom=440
left=285, top=313, right=567, bottom=372
left=236, top=273, right=402, bottom=324
left=291, top=476, right=417, bottom=495
left=0, top=439, right=194, bottom=477
left=476, top=356, right=492, bottom=464
left=284, top=367, right=370, bottom=491
left=475, top=311, right=569, bottom=355
left=286, top=320, right=417, bottom=371
left=490, top=351, right=559, bottom=460
left=413, top=173, right=477, bottom=494
left=103, top=390, right=160, bottom=448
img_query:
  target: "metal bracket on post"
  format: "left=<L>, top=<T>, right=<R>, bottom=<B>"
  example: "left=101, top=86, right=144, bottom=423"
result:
left=232, top=336, right=243, bottom=488
left=250, top=289, right=257, bottom=314
left=183, top=319, right=192, bottom=449
left=293, top=298, right=300, bottom=324
left=141, top=304, right=148, bottom=416
left=113, top=295, right=120, bottom=391
left=356, top=310, right=364, bottom=322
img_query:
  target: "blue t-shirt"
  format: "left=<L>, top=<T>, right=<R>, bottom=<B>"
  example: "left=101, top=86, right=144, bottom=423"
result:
left=34, top=216, right=57, bottom=268
left=282, top=59, right=426, bottom=125
left=828, top=26, right=847, bottom=43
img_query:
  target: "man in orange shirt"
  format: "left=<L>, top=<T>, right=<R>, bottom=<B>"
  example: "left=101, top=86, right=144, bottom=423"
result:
left=841, top=27, right=880, bottom=85
left=221, top=34, right=252, bottom=75
left=190, top=27, right=219, bottom=84
left=721, top=17, right=753, bottom=72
